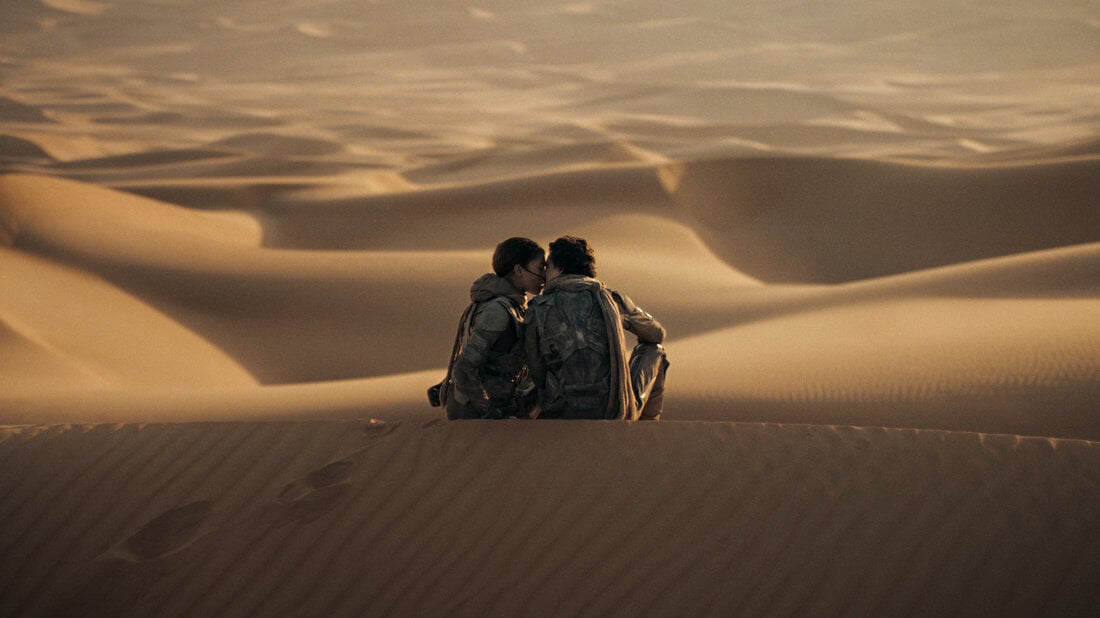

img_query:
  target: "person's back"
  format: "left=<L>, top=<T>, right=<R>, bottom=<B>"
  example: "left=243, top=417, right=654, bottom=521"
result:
left=526, top=274, right=617, bottom=418
left=433, top=237, right=546, bottom=420
left=526, top=236, right=668, bottom=420
left=448, top=273, right=527, bottom=417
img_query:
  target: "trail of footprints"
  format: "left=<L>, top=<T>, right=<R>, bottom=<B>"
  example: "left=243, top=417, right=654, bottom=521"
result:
left=117, top=420, right=398, bottom=559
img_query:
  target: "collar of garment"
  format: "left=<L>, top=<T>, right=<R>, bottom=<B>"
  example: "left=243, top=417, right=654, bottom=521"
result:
left=543, top=273, right=602, bottom=294
left=469, top=273, right=527, bottom=307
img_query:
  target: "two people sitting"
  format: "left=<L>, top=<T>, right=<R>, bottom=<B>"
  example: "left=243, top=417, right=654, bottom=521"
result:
left=431, top=236, right=669, bottom=421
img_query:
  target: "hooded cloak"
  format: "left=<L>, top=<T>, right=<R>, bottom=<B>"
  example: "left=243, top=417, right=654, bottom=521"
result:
left=443, top=273, right=527, bottom=418
left=527, top=274, right=638, bottom=420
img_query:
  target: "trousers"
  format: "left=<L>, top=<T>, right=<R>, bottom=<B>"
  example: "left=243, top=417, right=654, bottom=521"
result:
left=630, top=343, right=669, bottom=421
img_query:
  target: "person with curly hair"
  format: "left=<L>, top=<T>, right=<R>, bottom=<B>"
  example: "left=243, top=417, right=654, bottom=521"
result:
left=525, top=236, right=668, bottom=420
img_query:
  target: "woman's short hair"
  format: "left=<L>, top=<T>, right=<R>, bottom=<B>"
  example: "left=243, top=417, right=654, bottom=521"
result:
left=548, top=236, right=596, bottom=277
left=493, top=237, right=544, bottom=277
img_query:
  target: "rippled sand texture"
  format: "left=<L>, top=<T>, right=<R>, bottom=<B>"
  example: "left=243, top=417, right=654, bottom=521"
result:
left=1, top=0, right=1099, bottom=615
left=2, top=421, right=1099, bottom=617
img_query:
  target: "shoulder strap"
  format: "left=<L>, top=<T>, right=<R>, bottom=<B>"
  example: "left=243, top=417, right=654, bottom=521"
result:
left=442, top=297, right=522, bottom=397
left=489, top=296, right=524, bottom=340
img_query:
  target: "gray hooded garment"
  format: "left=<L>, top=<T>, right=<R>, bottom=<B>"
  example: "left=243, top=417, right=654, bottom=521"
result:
left=446, top=273, right=528, bottom=417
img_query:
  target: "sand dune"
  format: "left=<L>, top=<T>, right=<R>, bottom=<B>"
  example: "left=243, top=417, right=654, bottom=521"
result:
left=50, top=149, right=236, bottom=171
left=0, top=97, right=52, bottom=124
left=1, top=0, right=1098, bottom=614
left=1, top=421, right=1097, bottom=617
left=674, top=297, right=1100, bottom=438
left=207, top=133, right=348, bottom=158
left=668, top=155, right=1100, bottom=282
left=0, top=135, right=51, bottom=162
left=39, top=0, right=107, bottom=18
left=0, top=246, right=256, bottom=390
left=2, top=156, right=1098, bottom=438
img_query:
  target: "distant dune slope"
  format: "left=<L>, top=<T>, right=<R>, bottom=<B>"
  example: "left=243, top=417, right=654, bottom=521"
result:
left=2, top=164, right=1098, bottom=438
left=668, top=156, right=1100, bottom=282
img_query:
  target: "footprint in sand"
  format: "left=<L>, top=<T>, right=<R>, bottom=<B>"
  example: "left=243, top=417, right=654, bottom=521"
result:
left=120, top=500, right=213, bottom=561
left=271, top=460, right=354, bottom=525
left=363, top=418, right=398, bottom=438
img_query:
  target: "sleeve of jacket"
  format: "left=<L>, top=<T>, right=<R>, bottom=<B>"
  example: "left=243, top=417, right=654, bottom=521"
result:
left=451, top=302, right=512, bottom=412
left=612, top=291, right=665, bottom=344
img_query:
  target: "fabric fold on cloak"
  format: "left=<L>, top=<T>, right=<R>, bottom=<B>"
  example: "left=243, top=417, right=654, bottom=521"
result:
left=542, top=275, right=638, bottom=420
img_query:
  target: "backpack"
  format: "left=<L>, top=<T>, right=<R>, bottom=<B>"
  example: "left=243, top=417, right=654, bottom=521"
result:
left=529, top=287, right=613, bottom=414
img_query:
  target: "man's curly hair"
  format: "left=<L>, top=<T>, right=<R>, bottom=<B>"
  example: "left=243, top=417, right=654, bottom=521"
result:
left=549, top=236, right=596, bottom=277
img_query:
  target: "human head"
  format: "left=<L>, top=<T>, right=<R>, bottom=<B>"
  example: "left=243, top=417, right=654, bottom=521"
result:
left=493, top=237, right=545, bottom=294
left=547, top=236, right=596, bottom=281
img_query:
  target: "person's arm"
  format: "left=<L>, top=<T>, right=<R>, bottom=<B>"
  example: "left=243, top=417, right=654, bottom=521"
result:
left=612, top=291, right=665, bottom=344
left=451, top=303, right=511, bottom=415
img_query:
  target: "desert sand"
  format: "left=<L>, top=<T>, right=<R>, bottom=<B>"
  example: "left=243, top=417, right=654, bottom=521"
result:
left=2, top=0, right=1099, bottom=615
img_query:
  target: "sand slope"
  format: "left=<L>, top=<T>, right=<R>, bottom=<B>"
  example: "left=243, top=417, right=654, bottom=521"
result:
left=1, top=420, right=1098, bottom=617
left=668, top=154, right=1100, bottom=282
left=2, top=161, right=1098, bottom=438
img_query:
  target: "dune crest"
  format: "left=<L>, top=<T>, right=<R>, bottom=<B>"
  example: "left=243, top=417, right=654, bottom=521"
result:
left=1, top=421, right=1097, bottom=616
left=40, top=0, right=106, bottom=17
left=0, top=174, right=263, bottom=261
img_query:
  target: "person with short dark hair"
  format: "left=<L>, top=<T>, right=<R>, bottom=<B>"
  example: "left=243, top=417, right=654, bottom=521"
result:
left=526, top=236, right=669, bottom=420
left=433, top=237, right=546, bottom=420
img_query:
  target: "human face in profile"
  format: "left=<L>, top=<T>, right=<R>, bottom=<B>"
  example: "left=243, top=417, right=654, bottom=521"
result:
left=544, top=258, right=563, bottom=282
left=514, top=256, right=546, bottom=295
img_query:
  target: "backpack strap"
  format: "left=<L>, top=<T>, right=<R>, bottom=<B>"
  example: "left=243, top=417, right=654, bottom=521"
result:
left=487, top=296, right=524, bottom=340
left=440, top=296, right=522, bottom=403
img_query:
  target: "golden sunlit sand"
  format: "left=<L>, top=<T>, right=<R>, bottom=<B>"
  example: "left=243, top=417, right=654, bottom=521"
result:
left=2, top=0, right=1099, bottom=615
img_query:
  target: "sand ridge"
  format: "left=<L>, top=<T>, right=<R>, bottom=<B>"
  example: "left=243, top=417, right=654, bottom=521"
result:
left=1, top=420, right=1098, bottom=617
